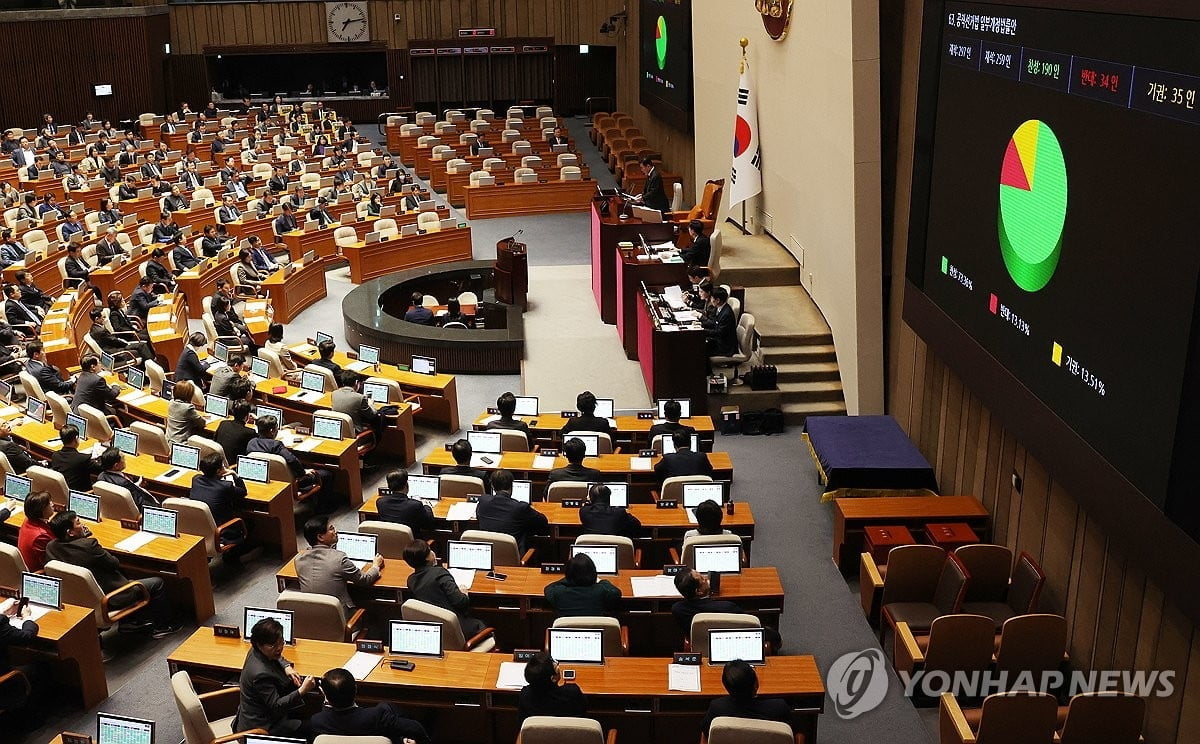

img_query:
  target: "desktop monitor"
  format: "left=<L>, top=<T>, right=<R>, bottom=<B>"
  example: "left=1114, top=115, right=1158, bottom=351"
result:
left=243, top=606, right=295, bottom=644
left=661, top=434, right=700, bottom=455
left=70, top=490, right=101, bottom=522
left=446, top=540, right=493, bottom=571
left=587, top=482, right=628, bottom=507
left=162, top=380, right=175, bottom=400
left=205, top=394, right=229, bottom=418
left=100, top=351, right=116, bottom=371
left=593, top=398, right=615, bottom=419
left=315, top=331, right=334, bottom=346
left=26, top=396, right=46, bottom=424
left=213, top=341, right=229, bottom=363
left=570, top=544, right=619, bottom=575
left=656, top=398, right=692, bottom=419
left=707, top=628, right=766, bottom=665
left=411, top=355, right=436, bottom=375
left=0, top=379, right=11, bottom=403
left=513, top=396, right=538, bottom=417
left=389, top=620, right=444, bottom=658
left=567, top=434, right=600, bottom=457
left=682, top=482, right=725, bottom=508
left=362, top=381, right=390, bottom=404
left=255, top=405, right=284, bottom=427
left=300, top=370, right=325, bottom=393
left=693, top=545, right=742, bottom=574
left=113, top=428, right=139, bottom=457
left=142, top=506, right=179, bottom=538
left=170, top=443, right=200, bottom=471
left=407, top=474, right=440, bottom=501
left=97, top=713, right=154, bottom=744
left=511, top=479, right=532, bottom=504
left=547, top=628, right=605, bottom=665
left=467, top=430, right=502, bottom=455
left=338, top=532, right=377, bottom=563
left=66, top=412, right=88, bottom=440
left=22, top=572, right=62, bottom=610
left=249, top=356, right=270, bottom=379
left=4, top=473, right=31, bottom=501
left=312, top=415, right=344, bottom=440
left=237, top=455, right=270, bottom=484
left=358, top=345, right=379, bottom=365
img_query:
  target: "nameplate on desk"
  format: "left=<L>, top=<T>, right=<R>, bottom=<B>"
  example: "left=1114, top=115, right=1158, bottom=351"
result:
left=356, top=639, right=385, bottom=653
left=561, top=499, right=583, bottom=509
left=560, top=411, right=579, bottom=418
left=656, top=500, right=678, bottom=509
left=120, top=518, right=142, bottom=531
left=673, top=652, right=702, bottom=666
left=662, top=564, right=688, bottom=576
left=487, top=407, right=500, bottom=415
left=637, top=412, right=655, bottom=420
left=540, top=562, right=565, bottom=574
left=61, top=734, right=92, bottom=744
left=466, top=494, right=480, bottom=503
left=540, top=449, right=559, bottom=457
left=513, top=648, right=540, bottom=662
left=639, top=449, right=655, bottom=458
left=213, top=624, right=241, bottom=639
left=0, top=586, right=18, bottom=599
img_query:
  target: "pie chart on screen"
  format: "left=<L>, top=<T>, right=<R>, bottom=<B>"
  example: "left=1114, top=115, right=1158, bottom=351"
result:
left=998, top=119, right=1068, bottom=292
left=655, top=16, right=668, bottom=70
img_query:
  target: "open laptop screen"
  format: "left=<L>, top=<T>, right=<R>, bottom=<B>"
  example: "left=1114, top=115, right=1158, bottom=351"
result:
left=466, top=430, right=501, bottom=454
left=389, top=620, right=443, bottom=657
left=708, top=628, right=766, bottom=665
left=244, top=606, right=294, bottom=643
left=548, top=628, right=605, bottom=664
left=446, top=540, right=493, bottom=571
left=97, top=713, right=154, bottom=744
left=570, top=544, right=618, bottom=575
left=693, top=544, right=742, bottom=574
left=656, top=398, right=692, bottom=419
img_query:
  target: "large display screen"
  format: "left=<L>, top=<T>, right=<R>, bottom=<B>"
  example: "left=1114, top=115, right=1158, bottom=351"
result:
left=906, top=1, right=1200, bottom=526
left=639, top=0, right=694, bottom=132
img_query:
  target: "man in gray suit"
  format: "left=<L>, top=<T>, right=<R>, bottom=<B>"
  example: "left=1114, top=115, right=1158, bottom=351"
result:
left=294, top=515, right=383, bottom=610
left=330, top=370, right=379, bottom=434
left=71, top=355, right=120, bottom=417
left=209, top=354, right=247, bottom=399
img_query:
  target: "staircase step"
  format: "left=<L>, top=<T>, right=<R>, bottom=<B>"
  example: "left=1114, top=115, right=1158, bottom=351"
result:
left=781, top=400, right=848, bottom=427
left=760, top=332, right=834, bottom=345
left=761, top=343, right=838, bottom=364
left=774, top=361, right=842, bottom=383
left=776, top=380, right=845, bottom=403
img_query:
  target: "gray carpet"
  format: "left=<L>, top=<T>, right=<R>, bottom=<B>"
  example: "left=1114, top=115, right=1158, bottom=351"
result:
left=21, top=119, right=938, bottom=744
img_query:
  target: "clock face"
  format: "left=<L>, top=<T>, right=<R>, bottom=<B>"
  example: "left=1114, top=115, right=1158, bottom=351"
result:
left=327, top=1, right=369, bottom=43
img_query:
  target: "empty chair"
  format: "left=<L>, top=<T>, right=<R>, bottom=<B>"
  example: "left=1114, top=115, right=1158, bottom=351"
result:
left=954, top=544, right=1013, bottom=603
left=517, top=716, right=610, bottom=744
left=77, top=403, right=116, bottom=443
left=145, top=360, right=168, bottom=394
left=26, top=465, right=69, bottom=506
left=334, top=225, right=358, bottom=250
left=551, top=616, right=628, bottom=657
left=512, top=140, right=532, bottom=156
left=522, top=155, right=543, bottom=169
left=0, top=543, right=27, bottom=590
left=431, top=144, right=452, bottom=160
left=417, top=212, right=441, bottom=232
left=93, top=481, right=143, bottom=522
left=671, top=182, right=684, bottom=212
left=557, top=153, right=579, bottom=167
left=469, top=170, right=495, bottom=187
left=940, top=691, right=1059, bottom=744
left=163, top=497, right=246, bottom=561
left=706, top=717, right=797, bottom=744
left=374, top=218, right=398, bottom=238
left=130, top=421, right=171, bottom=459
left=483, top=157, right=505, bottom=172
left=961, top=551, right=1045, bottom=629
left=400, top=598, right=496, bottom=652
left=446, top=158, right=470, bottom=174
left=18, top=371, right=46, bottom=403
left=172, top=670, right=260, bottom=744
left=709, top=228, right=723, bottom=277
left=478, top=108, right=496, bottom=121
left=1057, top=692, right=1146, bottom=744
left=560, top=166, right=583, bottom=181
left=688, top=613, right=761, bottom=657
left=459, top=132, right=478, bottom=145
left=43, top=560, right=151, bottom=632
left=546, top=481, right=589, bottom=503
left=494, top=429, right=530, bottom=452
left=575, top=534, right=640, bottom=570
left=536, top=106, right=554, bottom=119
left=501, top=129, right=521, bottom=143
left=993, top=614, right=1068, bottom=678
left=277, top=589, right=364, bottom=642
left=893, top=613, right=996, bottom=682
left=45, top=391, right=71, bottom=428
left=358, top=520, right=416, bottom=558
left=460, top=529, right=534, bottom=567
left=440, top=474, right=485, bottom=500
left=709, top=313, right=757, bottom=384
left=882, top=552, right=971, bottom=640
left=514, top=167, right=537, bottom=184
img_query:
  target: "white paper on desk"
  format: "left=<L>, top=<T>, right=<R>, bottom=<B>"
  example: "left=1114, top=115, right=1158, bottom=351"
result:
left=660, top=325, right=680, bottom=332
left=448, top=568, right=476, bottom=589
left=115, top=532, right=158, bottom=552
left=630, top=457, right=652, bottom=471
left=149, top=328, right=174, bottom=338
left=661, top=255, right=685, bottom=264
left=532, top=455, right=557, bottom=470
left=630, top=575, right=682, bottom=598
left=0, top=599, right=52, bottom=623
left=244, top=316, right=267, bottom=325
left=668, top=663, right=702, bottom=692
left=0, top=406, right=20, bottom=418
left=686, top=508, right=699, bottom=524
left=446, top=502, right=477, bottom=521
left=636, top=254, right=653, bottom=262
left=293, top=438, right=323, bottom=452
left=347, top=361, right=371, bottom=373
left=662, top=285, right=686, bottom=309
left=343, top=651, right=382, bottom=680
left=479, top=414, right=500, bottom=425
left=672, top=310, right=701, bottom=322
left=496, top=661, right=528, bottom=689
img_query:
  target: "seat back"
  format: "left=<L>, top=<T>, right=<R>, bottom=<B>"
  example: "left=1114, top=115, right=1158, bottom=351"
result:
left=706, top=228, right=723, bottom=276
left=257, top=348, right=288, bottom=379
left=0, top=543, right=28, bottom=590
left=401, top=598, right=466, bottom=651
left=78, top=404, right=115, bottom=443
left=680, top=534, right=744, bottom=569
left=494, top=429, right=530, bottom=452
left=19, top=371, right=46, bottom=403
left=314, top=409, right=354, bottom=439
left=562, top=430, right=612, bottom=454
left=171, top=671, right=220, bottom=744
left=42, top=560, right=108, bottom=628
left=557, top=153, right=579, bottom=167
left=417, top=212, right=440, bottom=231
left=27, top=465, right=69, bottom=506
left=45, top=391, right=71, bottom=428
left=880, top=545, right=947, bottom=607
left=0, top=452, right=12, bottom=477
left=973, top=692, right=1059, bottom=744
left=994, top=614, right=1067, bottom=677
left=661, top=475, right=713, bottom=502
left=575, top=534, right=636, bottom=570
left=1058, top=692, right=1146, bottom=744
left=560, top=166, right=582, bottom=181
left=922, top=613, right=997, bottom=676
left=932, top=553, right=971, bottom=615
left=94, top=481, right=142, bottom=522
left=145, top=360, right=167, bottom=394
left=698, top=179, right=725, bottom=220
left=440, top=474, right=485, bottom=500
left=552, top=616, right=625, bottom=657
left=955, top=544, right=1014, bottom=603
left=130, top=421, right=171, bottom=459
left=303, top=363, right=336, bottom=392
left=671, top=182, right=684, bottom=212
left=689, top=612, right=760, bottom=657
left=163, top=497, right=220, bottom=558
left=334, top=225, right=358, bottom=248
left=375, top=218, right=398, bottom=238
left=1007, top=552, right=1046, bottom=615
left=707, top=717, right=794, bottom=744
left=460, top=529, right=522, bottom=566
left=278, top=589, right=349, bottom=642
left=518, top=716, right=603, bottom=744
left=546, top=481, right=588, bottom=503
left=358, top=520, right=415, bottom=558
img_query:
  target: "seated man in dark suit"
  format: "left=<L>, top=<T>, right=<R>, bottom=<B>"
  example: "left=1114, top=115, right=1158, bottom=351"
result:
left=50, top=425, right=95, bottom=491
left=310, top=339, right=342, bottom=376
left=170, top=234, right=202, bottom=273
left=175, top=332, right=212, bottom=388
left=579, top=483, right=642, bottom=539
left=561, top=390, right=613, bottom=436
left=485, top=391, right=531, bottom=438
left=546, top=437, right=602, bottom=487
left=235, top=617, right=317, bottom=737
left=702, top=286, right=738, bottom=358
left=0, top=600, right=44, bottom=723
left=653, top=431, right=714, bottom=485
left=95, top=447, right=158, bottom=512
left=403, top=291, right=435, bottom=326
left=647, top=399, right=696, bottom=442
left=637, top=157, right=671, bottom=213
left=518, top=651, right=588, bottom=725
left=4, top=284, right=42, bottom=335
left=680, top=219, right=711, bottom=267
left=376, top=469, right=436, bottom=533
left=440, top=439, right=491, bottom=491
left=700, top=661, right=793, bottom=737
left=25, top=341, right=75, bottom=396
left=246, top=416, right=337, bottom=517
left=128, top=278, right=162, bottom=320
left=144, top=249, right=177, bottom=292
left=71, top=355, right=120, bottom=417
left=476, top=469, right=549, bottom=552
left=311, top=667, right=430, bottom=743
left=215, top=400, right=257, bottom=462
left=189, top=452, right=254, bottom=566
left=0, top=419, right=37, bottom=474
left=672, top=570, right=780, bottom=652
left=15, top=271, right=53, bottom=312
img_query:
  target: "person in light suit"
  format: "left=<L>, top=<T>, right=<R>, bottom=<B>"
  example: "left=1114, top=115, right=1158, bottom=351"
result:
left=295, top=515, right=383, bottom=610
left=331, top=370, right=380, bottom=434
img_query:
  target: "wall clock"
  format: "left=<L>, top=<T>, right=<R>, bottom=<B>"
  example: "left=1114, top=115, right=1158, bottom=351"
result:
left=755, top=0, right=794, bottom=41
left=327, top=1, right=369, bottom=43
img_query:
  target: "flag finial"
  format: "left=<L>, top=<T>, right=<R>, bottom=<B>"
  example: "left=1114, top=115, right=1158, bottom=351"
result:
left=739, top=38, right=749, bottom=73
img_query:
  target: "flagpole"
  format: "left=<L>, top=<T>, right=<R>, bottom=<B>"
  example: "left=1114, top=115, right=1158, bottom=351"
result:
left=739, top=38, right=749, bottom=236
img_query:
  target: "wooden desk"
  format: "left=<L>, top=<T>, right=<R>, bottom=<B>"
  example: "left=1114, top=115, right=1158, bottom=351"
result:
left=144, top=293, right=191, bottom=371
left=342, top=226, right=472, bottom=284
left=8, top=603, right=107, bottom=709
left=831, top=496, right=991, bottom=572
left=168, top=628, right=824, bottom=744
left=469, top=411, right=716, bottom=451
left=590, top=198, right=679, bottom=325
left=464, top=179, right=597, bottom=220
left=636, top=290, right=709, bottom=416
left=225, top=214, right=277, bottom=246
left=90, top=252, right=153, bottom=300
left=280, top=226, right=340, bottom=262
left=616, top=253, right=689, bottom=361
left=262, top=257, right=329, bottom=324
left=445, top=164, right=591, bottom=204
left=288, top=344, right=460, bottom=433
left=40, top=291, right=94, bottom=372
left=176, top=253, right=239, bottom=306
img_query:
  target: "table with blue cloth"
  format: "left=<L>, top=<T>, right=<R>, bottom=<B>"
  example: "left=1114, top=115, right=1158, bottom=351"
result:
left=803, top=415, right=939, bottom=501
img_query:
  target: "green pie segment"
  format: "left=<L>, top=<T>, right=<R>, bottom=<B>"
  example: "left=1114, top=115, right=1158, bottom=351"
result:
left=655, top=16, right=668, bottom=70
left=998, top=120, right=1068, bottom=292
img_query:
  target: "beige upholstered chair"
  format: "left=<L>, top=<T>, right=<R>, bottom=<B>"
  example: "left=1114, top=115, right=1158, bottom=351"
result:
left=164, top=497, right=245, bottom=560
left=460, top=529, right=534, bottom=567
left=0, top=543, right=27, bottom=590
left=688, top=612, right=762, bottom=657
left=43, top=560, right=150, bottom=631
left=93, top=481, right=142, bottom=522
left=674, top=533, right=746, bottom=570
left=546, top=481, right=589, bottom=503
left=400, top=598, right=496, bottom=652
left=277, top=589, right=364, bottom=642
left=575, top=534, right=640, bottom=570
left=130, top=421, right=171, bottom=459
left=561, top=166, right=583, bottom=181
left=26, top=465, right=69, bottom=506
left=706, top=717, right=798, bottom=744
left=551, top=616, right=628, bottom=657
left=440, top=474, right=485, bottom=500
left=517, top=716, right=612, bottom=744
left=358, top=521, right=416, bottom=558
left=172, top=669, right=264, bottom=744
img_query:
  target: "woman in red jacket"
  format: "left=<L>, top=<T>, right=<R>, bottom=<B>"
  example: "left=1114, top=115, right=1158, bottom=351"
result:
left=17, top=492, right=55, bottom=571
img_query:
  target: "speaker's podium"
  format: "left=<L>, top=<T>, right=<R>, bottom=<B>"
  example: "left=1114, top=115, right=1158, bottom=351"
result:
left=494, top=236, right=528, bottom=310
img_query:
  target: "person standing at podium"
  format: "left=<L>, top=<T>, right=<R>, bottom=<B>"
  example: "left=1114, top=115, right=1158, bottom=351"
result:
left=636, top=157, right=670, bottom=213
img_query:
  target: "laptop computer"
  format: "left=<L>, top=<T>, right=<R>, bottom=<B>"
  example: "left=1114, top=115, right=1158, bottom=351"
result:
left=513, top=396, right=538, bottom=417
left=548, top=627, right=605, bottom=665
left=65, top=412, right=88, bottom=441
left=338, top=531, right=378, bottom=567
left=243, top=606, right=295, bottom=644
left=97, top=713, right=154, bottom=744
left=237, top=455, right=270, bottom=484
left=693, top=544, right=742, bottom=574
left=406, top=474, right=440, bottom=501
left=312, top=414, right=343, bottom=440
left=511, top=479, right=533, bottom=504
left=22, top=572, right=62, bottom=611
left=142, top=506, right=179, bottom=538
left=249, top=356, right=271, bottom=381
left=707, top=628, right=766, bottom=665
left=661, top=433, right=701, bottom=455
left=255, top=405, right=284, bottom=427
left=570, top=544, right=619, bottom=575
left=69, top=490, right=101, bottom=522
left=411, top=355, right=436, bottom=375
left=362, top=380, right=390, bottom=404
left=446, top=541, right=493, bottom=571
left=466, top=430, right=502, bottom=454
left=389, top=620, right=444, bottom=658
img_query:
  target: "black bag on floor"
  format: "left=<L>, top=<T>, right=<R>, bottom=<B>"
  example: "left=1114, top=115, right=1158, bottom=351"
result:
left=741, top=411, right=765, bottom=435
left=761, top=408, right=786, bottom=435
left=749, top=364, right=778, bottom=390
